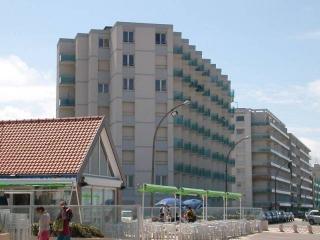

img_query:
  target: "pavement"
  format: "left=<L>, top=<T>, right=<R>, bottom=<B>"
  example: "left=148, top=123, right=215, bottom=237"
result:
left=237, top=232, right=320, bottom=240
left=233, top=219, right=320, bottom=240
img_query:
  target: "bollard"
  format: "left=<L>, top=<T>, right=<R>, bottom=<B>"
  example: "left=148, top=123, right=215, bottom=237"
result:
left=258, top=223, right=262, bottom=233
left=279, top=224, right=284, bottom=232
left=307, top=225, right=313, bottom=234
left=262, top=220, right=268, bottom=231
left=292, top=224, right=298, bottom=233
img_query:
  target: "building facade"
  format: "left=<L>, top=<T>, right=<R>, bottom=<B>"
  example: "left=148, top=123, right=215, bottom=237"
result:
left=233, top=108, right=313, bottom=210
left=313, top=164, right=320, bottom=209
left=56, top=22, right=235, bottom=204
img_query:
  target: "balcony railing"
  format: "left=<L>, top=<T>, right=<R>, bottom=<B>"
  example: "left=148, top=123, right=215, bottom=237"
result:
left=59, top=75, right=75, bottom=85
left=60, top=54, right=75, bottom=62
left=59, top=98, right=75, bottom=107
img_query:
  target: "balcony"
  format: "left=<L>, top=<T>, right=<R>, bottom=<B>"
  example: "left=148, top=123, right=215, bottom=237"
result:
left=173, top=46, right=183, bottom=54
left=188, top=59, right=197, bottom=66
left=59, top=75, right=75, bottom=85
left=173, top=69, right=183, bottom=77
left=252, top=133, right=270, bottom=139
left=202, top=70, right=210, bottom=76
left=59, top=98, right=75, bottom=107
left=60, top=54, right=75, bottom=62
left=182, top=52, right=191, bottom=60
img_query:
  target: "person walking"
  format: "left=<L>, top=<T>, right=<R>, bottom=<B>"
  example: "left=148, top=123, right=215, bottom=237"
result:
left=56, top=201, right=73, bottom=240
left=36, top=206, right=50, bottom=240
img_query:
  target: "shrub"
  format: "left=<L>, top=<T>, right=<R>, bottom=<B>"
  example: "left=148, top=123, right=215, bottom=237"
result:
left=32, top=223, right=104, bottom=238
left=70, top=223, right=104, bottom=238
left=31, top=223, right=39, bottom=236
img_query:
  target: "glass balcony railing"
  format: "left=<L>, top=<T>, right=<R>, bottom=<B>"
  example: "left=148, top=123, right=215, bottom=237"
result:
left=173, top=68, right=183, bottom=77
left=173, top=46, right=183, bottom=54
left=195, top=65, right=204, bottom=71
left=188, top=59, right=198, bottom=66
left=59, top=75, right=75, bottom=85
left=60, top=54, right=75, bottom=62
left=182, top=75, right=191, bottom=83
left=202, top=70, right=210, bottom=76
left=59, top=98, right=75, bottom=107
left=182, top=53, right=191, bottom=60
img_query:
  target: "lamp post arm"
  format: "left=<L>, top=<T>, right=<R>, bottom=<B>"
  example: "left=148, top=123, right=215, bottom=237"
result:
left=150, top=101, right=189, bottom=207
left=151, top=102, right=187, bottom=184
left=225, top=136, right=250, bottom=196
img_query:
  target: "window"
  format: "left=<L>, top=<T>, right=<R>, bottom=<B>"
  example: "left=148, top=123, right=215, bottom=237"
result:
left=98, top=38, right=109, bottom=48
left=123, top=55, right=134, bottom=66
left=123, top=31, right=134, bottom=43
left=126, top=175, right=134, bottom=188
left=98, top=83, right=108, bottom=93
left=155, top=80, right=167, bottom=91
left=123, top=78, right=134, bottom=90
left=156, top=175, right=167, bottom=185
left=236, top=116, right=245, bottom=122
left=155, top=33, right=166, bottom=44
left=236, top=128, right=245, bottom=134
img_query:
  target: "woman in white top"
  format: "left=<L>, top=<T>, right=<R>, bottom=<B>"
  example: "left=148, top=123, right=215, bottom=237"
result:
left=36, top=206, right=50, bottom=240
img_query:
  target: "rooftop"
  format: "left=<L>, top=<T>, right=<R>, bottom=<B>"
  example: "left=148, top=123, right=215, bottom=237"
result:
left=0, top=117, right=104, bottom=176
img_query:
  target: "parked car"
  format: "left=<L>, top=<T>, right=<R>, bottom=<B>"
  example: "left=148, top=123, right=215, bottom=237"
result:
left=279, top=211, right=286, bottom=222
left=270, top=211, right=279, bottom=223
left=305, top=210, right=320, bottom=225
left=264, top=212, right=273, bottom=223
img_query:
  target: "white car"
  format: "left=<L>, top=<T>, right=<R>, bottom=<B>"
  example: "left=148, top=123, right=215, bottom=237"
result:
left=305, top=210, right=320, bottom=225
left=121, top=210, right=133, bottom=223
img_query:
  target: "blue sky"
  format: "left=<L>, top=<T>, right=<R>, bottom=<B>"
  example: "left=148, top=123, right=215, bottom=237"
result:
left=0, top=0, right=319, bottom=163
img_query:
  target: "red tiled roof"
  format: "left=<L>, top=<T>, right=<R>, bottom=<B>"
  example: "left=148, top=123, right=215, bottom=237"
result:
left=0, top=117, right=104, bottom=176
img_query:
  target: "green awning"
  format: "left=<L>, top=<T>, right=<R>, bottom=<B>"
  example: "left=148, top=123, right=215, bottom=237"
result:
left=207, top=190, right=225, bottom=198
left=138, top=183, right=178, bottom=194
left=226, top=192, right=242, bottom=200
left=178, top=187, right=206, bottom=196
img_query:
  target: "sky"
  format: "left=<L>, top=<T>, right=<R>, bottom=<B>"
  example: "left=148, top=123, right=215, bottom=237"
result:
left=0, top=0, right=319, bottom=164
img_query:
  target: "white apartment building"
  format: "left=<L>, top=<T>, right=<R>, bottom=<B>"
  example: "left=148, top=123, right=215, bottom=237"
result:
left=57, top=22, right=235, bottom=204
left=233, top=108, right=313, bottom=210
left=313, top=164, right=320, bottom=209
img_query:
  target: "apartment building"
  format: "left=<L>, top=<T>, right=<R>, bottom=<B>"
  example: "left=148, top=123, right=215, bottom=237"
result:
left=289, top=133, right=314, bottom=209
left=56, top=22, right=235, bottom=204
left=313, top=164, right=320, bottom=209
left=233, top=108, right=313, bottom=210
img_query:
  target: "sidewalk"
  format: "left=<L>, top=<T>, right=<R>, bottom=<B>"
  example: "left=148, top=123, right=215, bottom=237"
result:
left=236, top=232, right=320, bottom=240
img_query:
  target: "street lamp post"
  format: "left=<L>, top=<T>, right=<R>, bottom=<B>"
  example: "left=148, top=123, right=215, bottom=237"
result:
left=150, top=100, right=191, bottom=206
left=224, top=135, right=250, bottom=219
left=274, top=161, right=292, bottom=210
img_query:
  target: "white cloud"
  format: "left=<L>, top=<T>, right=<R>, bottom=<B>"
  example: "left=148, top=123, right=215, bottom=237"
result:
left=0, top=106, right=33, bottom=120
left=290, top=126, right=320, bottom=135
left=0, top=55, right=55, bottom=120
left=299, top=137, right=320, bottom=166
left=295, top=30, right=320, bottom=40
left=238, top=80, right=320, bottom=112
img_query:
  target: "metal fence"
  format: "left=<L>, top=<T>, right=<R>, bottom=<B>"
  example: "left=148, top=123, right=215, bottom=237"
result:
left=0, top=205, right=141, bottom=240
left=0, top=205, right=263, bottom=240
